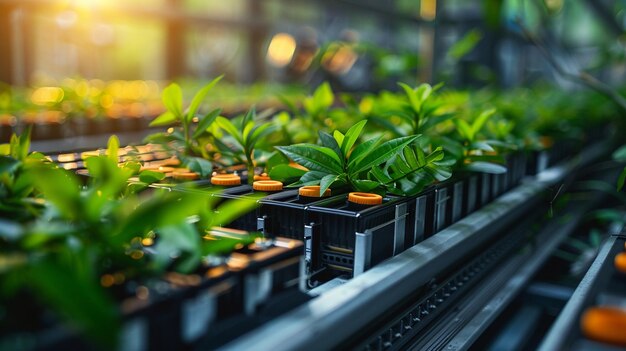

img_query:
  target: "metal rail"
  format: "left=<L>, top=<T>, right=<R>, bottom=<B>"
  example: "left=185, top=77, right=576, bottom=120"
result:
left=538, top=228, right=625, bottom=351
left=220, top=142, right=610, bottom=351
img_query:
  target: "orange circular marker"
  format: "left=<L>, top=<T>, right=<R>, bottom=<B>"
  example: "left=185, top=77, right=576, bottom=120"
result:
left=348, top=192, right=383, bottom=205
left=615, top=252, right=626, bottom=273
left=253, top=180, right=283, bottom=192
left=253, top=173, right=271, bottom=181
left=210, top=174, right=241, bottom=186
left=299, top=185, right=331, bottom=198
left=172, top=172, right=199, bottom=180
left=581, top=306, right=626, bottom=346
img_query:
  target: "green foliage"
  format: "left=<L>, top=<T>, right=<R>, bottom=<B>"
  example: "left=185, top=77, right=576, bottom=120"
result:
left=613, top=145, right=626, bottom=191
left=216, top=107, right=276, bottom=184
left=275, top=120, right=434, bottom=195
left=447, top=29, right=483, bottom=60
left=146, top=76, right=223, bottom=177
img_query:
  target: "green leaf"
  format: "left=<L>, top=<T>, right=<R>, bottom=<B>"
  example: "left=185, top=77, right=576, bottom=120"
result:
left=613, top=145, right=626, bottom=162
left=28, top=259, right=119, bottom=348
left=447, top=29, right=483, bottom=60
left=107, top=135, right=119, bottom=162
left=139, top=170, right=166, bottom=183
left=319, top=131, right=343, bottom=160
left=216, top=117, right=244, bottom=148
left=186, top=75, right=223, bottom=122
left=618, top=166, right=626, bottom=191
left=161, top=83, right=183, bottom=117
left=247, top=122, right=276, bottom=152
left=0, top=143, right=9, bottom=155
left=0, top=156, right=19, bottom=174
left=276, top=144, right=343, bottom=174
left=341, top=119, right=367, bottom=156
left=464, top=161, right=507, bottom=174
left=472, top=108, right=496, bottom=137
left=313, top=82, right=334, bottom=110
left=469, top=141, right=495, bottom=152
left=192, top=108, right=221, bottom=139
left=268, top=164, right=307, bottom=182
left=18, top=126, right=31, bottom=161
left=348, top=135, right=384, bottom=167
left=425, top=147, right=445, bottom=163
left=154, top=222, right=201, bottom=273
left=31, top=167, right=81, bottom=219
left=319, top=174, right=342, bottom=196
left=398, top=82, right=420, bottom=112
left=351, top=135, right=418, bottom=174
left=266, top=151, right=290, bottom=171
left=333, top=130, right=345, bottom=147
left=183, top=156, right=213, bottom=177
left=352, top=179, right=380, bottom=192
left=455, top=119, right=473, bottom=141
left=150, top=111, right=178, bottom=127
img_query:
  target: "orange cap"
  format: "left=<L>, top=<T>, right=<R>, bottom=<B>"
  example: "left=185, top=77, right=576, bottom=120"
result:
left=299, top=185, right=331, bottom=198
left=172, top=172, right=200, bottom=180
left=210, top=174, right=241, bottom=186
left=348, top=192, right=383, bottom=205
left=253, top=180, right=283, bottom=191
left=615, top=252, right=626, bottom=273
left=581, top=307, right=626, bottom=346
left=253, top=173, right=271, bottom=181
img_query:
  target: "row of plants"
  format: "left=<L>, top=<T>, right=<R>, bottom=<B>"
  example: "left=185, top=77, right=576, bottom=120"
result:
left=55, top=77, right=621, bottom=281
left=1, top=76, right=622, bottom=349
left=0, top=79, right=304, bottom=141
left=0, top=131, right=305, bottom=350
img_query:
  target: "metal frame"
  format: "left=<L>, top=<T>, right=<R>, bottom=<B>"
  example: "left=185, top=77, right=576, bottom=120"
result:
left=538, top=229, right=626, bottom=351
left=220, top=142, right=610, bottom=351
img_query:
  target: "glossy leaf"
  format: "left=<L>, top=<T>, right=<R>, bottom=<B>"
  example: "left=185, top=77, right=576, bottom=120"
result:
left=150, top=111, right=178, bottom=127
left=464, top=161, right=507, bottom=174
left=139, top=170, right=166, bottom=183
left=341, top=120, right=367, bottom=156
left=350, top=135, right=418, bottom=174
left=276, top=144, right=343, bottom=174
left=186, top=75, right=223, bottom=122
left=161, top=83, right=183, bottom=117
left=192, top=108, right=221, bottom=139
left=268, top=164, right=307, bottom=183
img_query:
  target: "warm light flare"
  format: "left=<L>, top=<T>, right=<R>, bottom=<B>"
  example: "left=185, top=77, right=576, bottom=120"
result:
left=31, top=87, right=64, bottom=105
left=266, top=33, right=297, bottom=67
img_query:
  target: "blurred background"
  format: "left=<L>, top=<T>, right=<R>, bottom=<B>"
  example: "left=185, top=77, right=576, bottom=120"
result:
left=1, top=0, right=625, bottom=144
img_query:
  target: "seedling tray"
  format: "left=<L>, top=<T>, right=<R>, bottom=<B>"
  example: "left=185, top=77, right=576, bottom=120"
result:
left=2, top=232, right=304, bottom=351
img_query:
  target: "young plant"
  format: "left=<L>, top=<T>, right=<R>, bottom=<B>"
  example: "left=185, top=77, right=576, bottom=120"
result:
left=0, top=127, right=53, bottom=222
left=369, top=82, right=453, bottom=139
left=279, top=82, right=336, bottom=143
left=0, top=138, right=259, bottom=349
left=215, top=107, right=276, bottom=184
left=273, top=120, right=420, bottom=195
left=146, top=76, right=223, bottom=177
left=451, top=108, right=508, bottom=174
